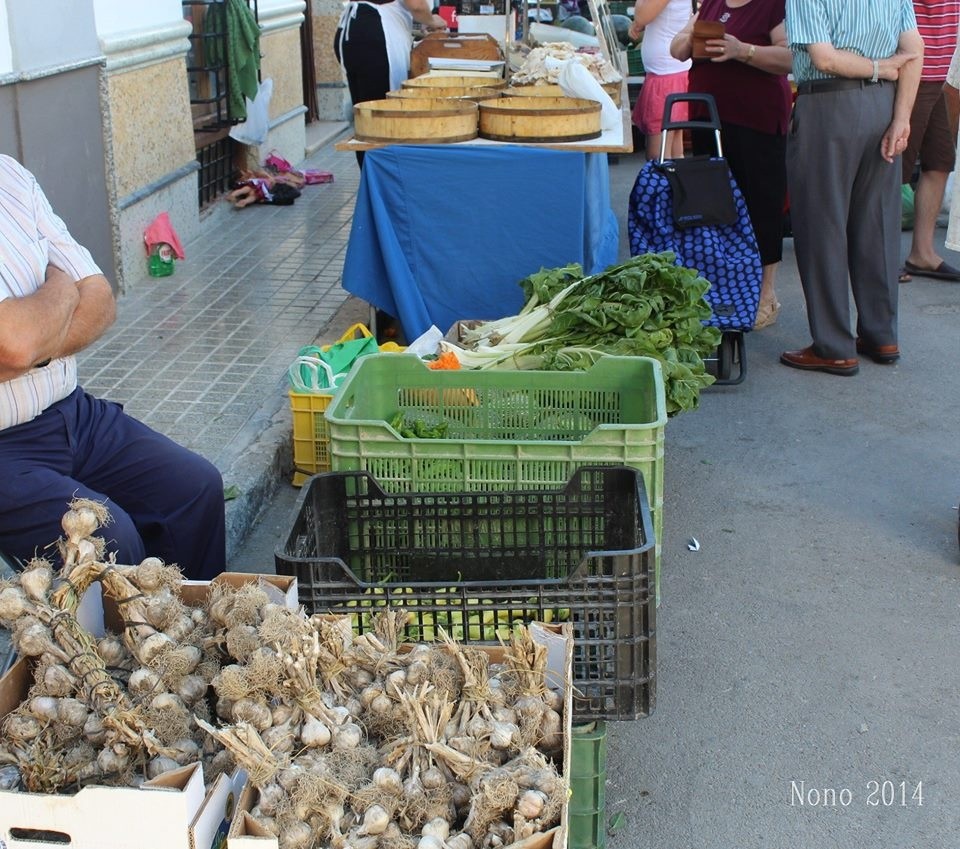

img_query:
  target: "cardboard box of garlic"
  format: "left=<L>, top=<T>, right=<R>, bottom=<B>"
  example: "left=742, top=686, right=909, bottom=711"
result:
left=0, top=506, right=298, bottom=849
left=226, top=622, right=574, bottom=849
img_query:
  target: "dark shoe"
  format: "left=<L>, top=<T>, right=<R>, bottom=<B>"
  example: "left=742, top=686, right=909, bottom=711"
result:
left=780, top=346, right=859, bottom=376
left=855, top=338, right=900, bottom=364
left=902, top=260, right=960, bottom=281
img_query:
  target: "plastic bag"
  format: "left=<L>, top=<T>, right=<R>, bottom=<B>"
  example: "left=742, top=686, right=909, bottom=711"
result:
left=230, top=78, right=274, bottom=146
left=557, top=60, right=619, bottom=131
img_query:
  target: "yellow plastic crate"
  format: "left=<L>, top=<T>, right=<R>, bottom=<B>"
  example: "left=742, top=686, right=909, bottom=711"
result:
left=289, top=324, right=405, bottom=486
left=290, top=389, right=335, bottom=486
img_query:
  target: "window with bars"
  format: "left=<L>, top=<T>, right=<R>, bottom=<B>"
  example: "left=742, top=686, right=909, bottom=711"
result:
left=182, top=0, right=260, bottom=207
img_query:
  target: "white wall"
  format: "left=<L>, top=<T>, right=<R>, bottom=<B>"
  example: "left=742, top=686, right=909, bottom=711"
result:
left=0, top=3, right=12, bottom=76
left=5, top=1, right=99, bottom=73
left=93, top=0, right=184, bottom=38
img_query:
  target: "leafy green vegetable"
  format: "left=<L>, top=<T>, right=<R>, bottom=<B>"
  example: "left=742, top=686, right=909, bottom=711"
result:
left=389, top=411, right=450, bottom=439
left=449, top=253, right=721, bottom=415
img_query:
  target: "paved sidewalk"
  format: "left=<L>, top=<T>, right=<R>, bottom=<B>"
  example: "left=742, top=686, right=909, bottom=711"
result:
left=78, top=122, right=359, bottom=560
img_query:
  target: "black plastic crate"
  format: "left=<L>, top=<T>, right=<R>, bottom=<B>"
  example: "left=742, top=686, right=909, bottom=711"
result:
left=275, top=466, right=656, bottom=720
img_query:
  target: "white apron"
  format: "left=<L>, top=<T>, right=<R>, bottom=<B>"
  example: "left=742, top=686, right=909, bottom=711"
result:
left=338, top=0, right=414, bottom=93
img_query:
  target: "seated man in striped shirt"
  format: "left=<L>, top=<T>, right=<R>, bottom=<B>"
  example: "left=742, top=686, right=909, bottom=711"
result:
left=0, top=155, right=226, bottom=579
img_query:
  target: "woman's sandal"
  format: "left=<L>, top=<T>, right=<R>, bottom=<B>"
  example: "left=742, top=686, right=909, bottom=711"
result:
left=753, top=300, right=782, bottom=330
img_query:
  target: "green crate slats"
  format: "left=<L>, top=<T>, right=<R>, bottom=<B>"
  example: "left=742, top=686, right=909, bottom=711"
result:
left=570, top=722, right=608, bottom=849
left=276, top=467, right=656, bottom=721
left=325, top=354, right=666, bottom=603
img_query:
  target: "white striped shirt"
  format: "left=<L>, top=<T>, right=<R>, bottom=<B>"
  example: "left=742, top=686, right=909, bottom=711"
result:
left=0, top=155, right=102, bottom=429
left=785, top=0, right=919, bottom=83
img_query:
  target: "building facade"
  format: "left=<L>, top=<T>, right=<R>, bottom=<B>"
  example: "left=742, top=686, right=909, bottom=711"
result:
left=0, top=0, right=309, bottom=293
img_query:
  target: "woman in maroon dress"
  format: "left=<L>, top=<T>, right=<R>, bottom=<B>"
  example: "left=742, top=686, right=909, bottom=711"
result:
left=671, top=0, right=793, bottom=329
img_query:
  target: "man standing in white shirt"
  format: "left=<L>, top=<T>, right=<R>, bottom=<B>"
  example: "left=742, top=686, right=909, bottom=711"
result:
left=0, top=155, right=226, bottom=578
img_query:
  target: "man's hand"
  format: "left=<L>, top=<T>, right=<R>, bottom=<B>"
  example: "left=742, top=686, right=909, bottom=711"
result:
left=881, top=116, right=911, bottom=163
left=878, top=51, right=919, bottom=81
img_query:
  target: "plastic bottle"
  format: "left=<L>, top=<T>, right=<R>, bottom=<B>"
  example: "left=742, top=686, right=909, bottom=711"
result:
left=148, top=243, right=175, bottom=277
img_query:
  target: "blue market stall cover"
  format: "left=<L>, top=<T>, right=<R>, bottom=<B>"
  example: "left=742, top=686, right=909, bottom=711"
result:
left=342, top=144, right=619, bottom=340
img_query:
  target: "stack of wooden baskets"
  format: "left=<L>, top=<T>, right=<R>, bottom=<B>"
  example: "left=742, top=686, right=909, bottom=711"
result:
left=352, top=73, right=608, bottom=144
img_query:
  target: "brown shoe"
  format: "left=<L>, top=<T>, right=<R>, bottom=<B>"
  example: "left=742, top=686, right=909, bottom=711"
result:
left=855, top=338, right=900, bottom=364
left=780, top=346, right=859, bottom=376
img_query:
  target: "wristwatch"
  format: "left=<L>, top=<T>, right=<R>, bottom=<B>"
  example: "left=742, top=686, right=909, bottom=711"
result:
left=871, top=59, right=880, bottom=83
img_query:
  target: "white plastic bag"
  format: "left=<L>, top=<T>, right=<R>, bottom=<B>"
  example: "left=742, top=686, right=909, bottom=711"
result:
left=557, top=60, right=619, bottom=131
left=230, top=78, right=274, bottom=146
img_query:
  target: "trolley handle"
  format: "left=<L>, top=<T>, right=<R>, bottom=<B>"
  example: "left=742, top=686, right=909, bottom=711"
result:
left=658, top=92, right=724, bottom=163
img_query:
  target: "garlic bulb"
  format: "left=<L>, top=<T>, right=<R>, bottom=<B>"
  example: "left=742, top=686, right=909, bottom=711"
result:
left=301, top=715, right=332, bottom=748
left=128, top=666, right=162, bottom=697
left=421, top=817, right=450, bottom=841
left=331, top=721, right=362, bottom=750
left=138, top=631, right=176, bottom=665
left=57, top=697, right=89, bottom=727
left=147, top=756, right=181, bottom=779
left=372, top=766, right=403, bottom=795
left=28, top=695, right=59, bottom=722
left=232, top=698, right=273, bottom=731
left=421, top=767, right=445, bottom=790
left=358, top=804, right=390, bottom=836
left=515, top=789, right=547, bottom=820
left=19, top=562, right=52, bottom=602
left=418, top=835, right=445, bottom=849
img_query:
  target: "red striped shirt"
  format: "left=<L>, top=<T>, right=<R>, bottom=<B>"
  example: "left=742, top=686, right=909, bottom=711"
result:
left=915, top=0, right=960, bottom=80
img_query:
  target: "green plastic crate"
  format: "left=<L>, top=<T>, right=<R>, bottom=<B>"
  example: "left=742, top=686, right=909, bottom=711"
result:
left=570, top=722, right=608, bottom=849
left=325, top=353, right=666, bottom=602
left=626, top=46, right=644, bottom=76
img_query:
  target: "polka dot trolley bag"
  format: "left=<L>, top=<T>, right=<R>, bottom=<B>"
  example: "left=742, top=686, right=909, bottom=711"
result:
left=628, top=93, right=761, bottom=332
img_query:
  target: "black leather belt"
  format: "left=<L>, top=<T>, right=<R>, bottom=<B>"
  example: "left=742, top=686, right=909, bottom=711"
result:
left=796, top=78, right=886, bottom=95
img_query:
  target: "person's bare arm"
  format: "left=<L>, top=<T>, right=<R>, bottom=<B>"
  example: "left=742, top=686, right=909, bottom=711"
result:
left=629, top=0, right=671, bottom=42
left=669, top=12, right=697, bottom=61
left=60, top=271, right=117, bottom=357
left=0, top=265, right=80, bottom=379
left=881, top=28, right=924, bottom=162
left=400, top=0, right=446, bottom=31
left=806, top=41, right=919, bottom=82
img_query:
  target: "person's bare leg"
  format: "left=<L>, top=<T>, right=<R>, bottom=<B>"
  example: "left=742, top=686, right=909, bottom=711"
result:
left=753, top=262, right=781, bottom=329
left=905, top=169, right=949, bottom=270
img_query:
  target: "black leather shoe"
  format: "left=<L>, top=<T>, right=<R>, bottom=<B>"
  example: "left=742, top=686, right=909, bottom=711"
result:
left=780, top=346, right=859, bottom=376
left=855, top=338, right=900, bottom=364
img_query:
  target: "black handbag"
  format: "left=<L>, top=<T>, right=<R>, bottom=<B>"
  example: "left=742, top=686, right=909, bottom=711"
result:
left=653, top=93, right=738, bottom=230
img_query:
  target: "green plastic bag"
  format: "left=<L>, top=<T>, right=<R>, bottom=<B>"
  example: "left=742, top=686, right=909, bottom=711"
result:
left=902, top=183, right=915, bottom=231
left=290, top=336, right=380, bottom=392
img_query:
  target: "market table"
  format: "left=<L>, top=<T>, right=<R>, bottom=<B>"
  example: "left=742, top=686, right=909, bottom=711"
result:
left=337, top=102, right=631, bottom=340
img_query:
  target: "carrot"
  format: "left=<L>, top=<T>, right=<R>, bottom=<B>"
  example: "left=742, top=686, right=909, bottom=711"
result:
left=427, top=351, right=461, bottom=370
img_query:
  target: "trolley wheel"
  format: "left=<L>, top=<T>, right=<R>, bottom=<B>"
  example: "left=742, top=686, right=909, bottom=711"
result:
left=717, top=333, right=736, bottom=382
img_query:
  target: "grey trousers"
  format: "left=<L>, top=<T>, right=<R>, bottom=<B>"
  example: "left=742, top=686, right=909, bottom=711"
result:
left=787, top=82, right=901, bottom=360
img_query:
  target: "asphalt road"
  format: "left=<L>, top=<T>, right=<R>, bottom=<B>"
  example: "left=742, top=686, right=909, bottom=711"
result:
left=233, top=150, right=960, bottom=848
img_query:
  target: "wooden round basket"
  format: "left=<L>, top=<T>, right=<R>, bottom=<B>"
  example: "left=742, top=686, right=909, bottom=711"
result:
left=387, top=86, right=502, bottom=102
left=506, top=81, right=623, bottom=107
left=354, top=98, right=479, bottom=143
left=403, top=74, right=508, bottom=91
left=478, top=96, right=602, bottom=143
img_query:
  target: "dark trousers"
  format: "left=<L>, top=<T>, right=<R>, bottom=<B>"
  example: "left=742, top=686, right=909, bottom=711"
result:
left=0, top=388, right=225, bottom=579
left=335, top=4, right=390, bottom=168
left=692, top=121, right=787, bottom=266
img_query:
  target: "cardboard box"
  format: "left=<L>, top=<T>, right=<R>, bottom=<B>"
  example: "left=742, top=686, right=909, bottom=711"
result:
left=227, top=623, right=573, bottom=849
left=0, top=573, right=294, bottom=849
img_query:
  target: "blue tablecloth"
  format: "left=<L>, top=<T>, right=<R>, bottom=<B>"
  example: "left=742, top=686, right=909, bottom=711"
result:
left=341, top=144, right=620, bottom=339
